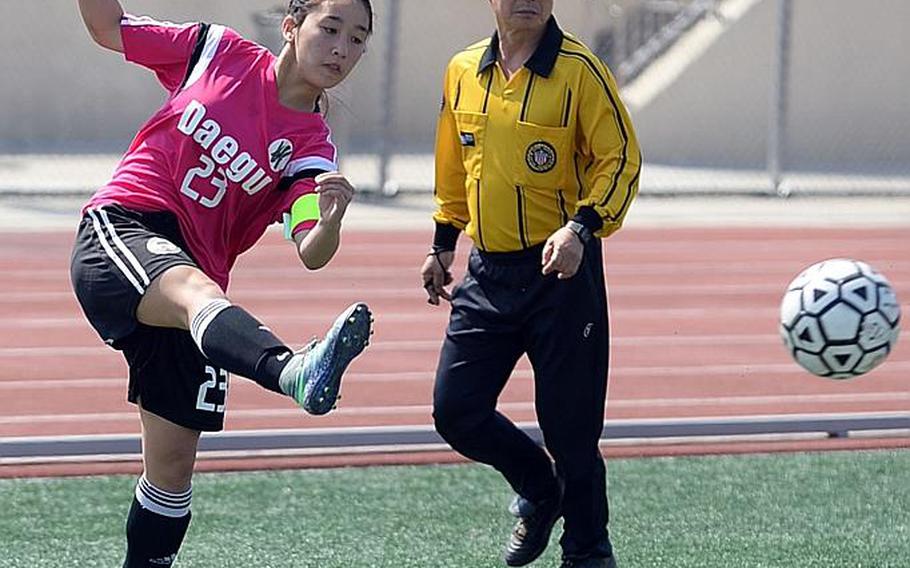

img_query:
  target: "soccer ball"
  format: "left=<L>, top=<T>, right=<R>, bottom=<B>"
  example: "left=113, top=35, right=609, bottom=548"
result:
left=780, top=258, right=901, bottom=379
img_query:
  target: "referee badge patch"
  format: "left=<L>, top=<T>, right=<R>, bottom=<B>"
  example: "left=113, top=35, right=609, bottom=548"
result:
left=525, top=141, right=557, bottom=173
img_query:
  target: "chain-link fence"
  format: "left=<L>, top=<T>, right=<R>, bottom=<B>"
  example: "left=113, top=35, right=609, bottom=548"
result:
left=1, top=0, right=908, bottom=197
left=620, top=0, right=910, bottom=196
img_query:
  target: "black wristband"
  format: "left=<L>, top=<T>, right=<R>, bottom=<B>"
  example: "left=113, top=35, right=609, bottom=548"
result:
left=433, top=222, right=460, bottom=251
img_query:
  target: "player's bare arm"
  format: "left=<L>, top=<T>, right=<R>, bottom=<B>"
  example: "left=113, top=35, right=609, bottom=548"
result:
left=78, top=0, right=125, bottom=52
left=293, top=172, right=354, bottom=269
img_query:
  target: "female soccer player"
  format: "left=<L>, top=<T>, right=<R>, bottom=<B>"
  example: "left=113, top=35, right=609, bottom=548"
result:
left=70, top=1, right=374, bottom=566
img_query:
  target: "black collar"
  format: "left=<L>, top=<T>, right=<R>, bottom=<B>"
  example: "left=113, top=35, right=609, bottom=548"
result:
left=477, top=16, right=564, bottom=78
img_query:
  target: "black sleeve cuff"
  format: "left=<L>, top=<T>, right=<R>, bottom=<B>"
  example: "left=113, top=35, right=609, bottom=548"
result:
left=572, top=206, right=604, bottom=234
left=433, top=222, right=461, bottom=251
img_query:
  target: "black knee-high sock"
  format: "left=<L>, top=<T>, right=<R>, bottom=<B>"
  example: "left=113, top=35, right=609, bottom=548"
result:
left=189, top=300, right=292, bottom=393
left=123, top=476, right=192, bottom=568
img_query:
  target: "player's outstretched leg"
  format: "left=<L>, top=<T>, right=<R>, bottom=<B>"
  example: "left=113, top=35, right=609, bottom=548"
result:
left=279, top=302, right=373, bottom=415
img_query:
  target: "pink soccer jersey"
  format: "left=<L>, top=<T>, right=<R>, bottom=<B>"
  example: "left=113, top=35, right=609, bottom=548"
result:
left=86, top=15, right=338, bottom=290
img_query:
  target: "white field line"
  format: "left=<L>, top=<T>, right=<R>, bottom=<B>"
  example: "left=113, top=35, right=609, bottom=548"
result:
left=2, top=260, right=908, bottom=281
left=2, top=392, right=910, bottom=426
left=3, top=329, right=909, bottom=360
left=6, top=282, right=909, bottom=303
left=0, top=333, right=782, bottom=359
left=245, top=238, right=910, bottom=255
left=3, top=307, right=910, bottom=331
left=0, top=285, right=783, bottom=302
left=3, top=360, right=910, bottom=388
left=0, top=308, right=773, bottom=329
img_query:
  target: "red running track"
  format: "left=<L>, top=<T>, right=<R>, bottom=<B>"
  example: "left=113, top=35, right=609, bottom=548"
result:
left=0, top=227, right=908, bottom=476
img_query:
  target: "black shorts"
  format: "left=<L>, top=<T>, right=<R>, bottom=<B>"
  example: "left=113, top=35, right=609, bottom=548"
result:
left=70, top=204, right=228, bottom=432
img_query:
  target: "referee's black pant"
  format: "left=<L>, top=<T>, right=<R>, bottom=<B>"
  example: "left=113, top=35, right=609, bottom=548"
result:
left=433, top=240, right=613, bottom=559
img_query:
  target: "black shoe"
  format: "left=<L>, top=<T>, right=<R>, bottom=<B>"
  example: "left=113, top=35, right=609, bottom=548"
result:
left=503, top=486, right=563, bottom=567
left=559, top=556, right=617, bottom=568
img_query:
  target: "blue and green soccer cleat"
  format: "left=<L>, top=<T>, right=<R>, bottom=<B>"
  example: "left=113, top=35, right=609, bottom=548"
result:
left=279, top=302, right=373, bottom=415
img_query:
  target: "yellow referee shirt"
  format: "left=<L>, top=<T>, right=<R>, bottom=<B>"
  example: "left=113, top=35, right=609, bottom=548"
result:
left=433, top=17, right=642, bottom=252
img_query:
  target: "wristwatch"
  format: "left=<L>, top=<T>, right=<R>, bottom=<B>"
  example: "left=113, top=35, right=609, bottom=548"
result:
left=565, top=220, right=593, bottom=245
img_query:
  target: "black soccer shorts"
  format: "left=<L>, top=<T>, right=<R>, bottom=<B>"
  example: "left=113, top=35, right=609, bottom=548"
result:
left=70, top=204, right=229, bottom=431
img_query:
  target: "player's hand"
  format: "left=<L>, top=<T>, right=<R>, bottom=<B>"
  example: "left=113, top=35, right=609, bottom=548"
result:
left=314, top=172, right=355, bottom=226
left=420, top=249, right=455, bottom=305
left=541, top=227, right=583, bottom=279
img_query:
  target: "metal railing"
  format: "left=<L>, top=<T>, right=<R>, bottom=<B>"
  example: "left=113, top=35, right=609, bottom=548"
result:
left=3, top=413, right=908, bottom=464
left=593, top=0, right=721, bottom=85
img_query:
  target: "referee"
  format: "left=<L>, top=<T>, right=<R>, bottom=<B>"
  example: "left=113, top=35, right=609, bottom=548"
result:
left=420, top=1, right=641, bottom=567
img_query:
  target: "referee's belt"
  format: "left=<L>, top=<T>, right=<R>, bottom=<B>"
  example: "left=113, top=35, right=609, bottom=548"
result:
left=475, top=242, right=546, bottom=264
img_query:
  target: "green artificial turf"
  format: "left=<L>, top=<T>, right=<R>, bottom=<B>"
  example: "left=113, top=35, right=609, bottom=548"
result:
left=1, top=450, right=907, bottom=567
